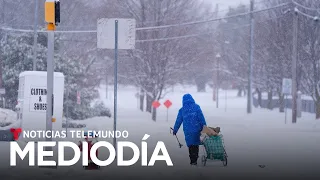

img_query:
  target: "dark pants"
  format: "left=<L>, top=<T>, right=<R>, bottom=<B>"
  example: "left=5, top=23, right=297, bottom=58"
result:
left=188, top=145, right=199, bottom=165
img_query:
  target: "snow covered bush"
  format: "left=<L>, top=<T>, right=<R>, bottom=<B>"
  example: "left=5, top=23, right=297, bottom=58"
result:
left=62, top=120, right=86, bottom=129
left=0, top=122, right=11, bottom=128
left=0, top=108, right=19, bottom=128
left=91, top=101, right=111, bottom=117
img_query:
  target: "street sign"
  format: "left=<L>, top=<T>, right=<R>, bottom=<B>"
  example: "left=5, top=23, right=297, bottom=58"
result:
left=164, top=100, right=172, bottom=109
left=282, top=78, right=292, bottom=95
left=152, top=101, right=161, bottom=109
left=77, top=91, right=81, bottom=105
left=97, top=18, right=136, bottom=49
left=97, top=18, right=136, bottom=151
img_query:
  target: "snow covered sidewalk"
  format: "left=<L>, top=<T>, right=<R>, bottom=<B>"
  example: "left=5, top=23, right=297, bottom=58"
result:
left=0, top=108, right=19, bottom=130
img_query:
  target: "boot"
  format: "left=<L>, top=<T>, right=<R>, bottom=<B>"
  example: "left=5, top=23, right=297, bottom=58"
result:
left=189, top=145, right=199, bottom=165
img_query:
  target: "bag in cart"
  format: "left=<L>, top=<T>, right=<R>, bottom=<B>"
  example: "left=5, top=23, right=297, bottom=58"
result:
left=201, top=134, right=228, bottom=166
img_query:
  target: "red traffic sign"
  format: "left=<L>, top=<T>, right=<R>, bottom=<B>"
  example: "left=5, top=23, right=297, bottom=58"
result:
left=164, top=100, right=172, bottom=108
left=152, top=101, right=161, bottom=108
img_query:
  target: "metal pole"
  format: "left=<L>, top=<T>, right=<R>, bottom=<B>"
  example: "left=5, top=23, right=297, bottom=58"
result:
left=285, top=95, right=287, bottom=124
left=166, top=109, right=168, bottom=122
left=101, top=49, right=108, bottom=99
left=0, top=0, right=5, bottom=94
left=213, top=72, right=216, bottom=101
left=66, top=83, right=69, bottom=137
left=216, top=58, right=219, bottom=108
left=225, top=89, right=227, bottom=112
left=292, top=9, right=298, bottom=123
left=113, top=20, right=118, bottom=151
left=247, top=0, right=254, bottom=114
left=212, top=4, right=219, bottom=103
left=46, top=31, right=54, bottom=147
left=32, top=0, right=39, bottom=71
left=106, top=76, right=108, bottom=99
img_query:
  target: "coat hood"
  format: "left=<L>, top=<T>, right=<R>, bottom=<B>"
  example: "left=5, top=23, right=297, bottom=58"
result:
left=182, top=94, right=195, bottom=106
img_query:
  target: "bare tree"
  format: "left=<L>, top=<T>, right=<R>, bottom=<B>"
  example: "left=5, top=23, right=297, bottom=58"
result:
left=117, top=0, right=212, bottom=120
left=295, top=0, right=320, bottom=118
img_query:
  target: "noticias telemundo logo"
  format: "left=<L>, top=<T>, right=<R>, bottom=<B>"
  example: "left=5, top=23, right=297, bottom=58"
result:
left=9, top=129, right=173, bottom=167
left=10, top=128, right=22, bottom=140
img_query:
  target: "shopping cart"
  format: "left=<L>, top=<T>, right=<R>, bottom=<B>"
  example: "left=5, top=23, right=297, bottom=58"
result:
left=201, top=134, right=228, bottom=166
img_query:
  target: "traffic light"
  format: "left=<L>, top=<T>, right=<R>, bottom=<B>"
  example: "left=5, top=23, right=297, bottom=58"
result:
left=45, top=0, right=60, bottom=30
left=55, top=1, right=60, bottom=25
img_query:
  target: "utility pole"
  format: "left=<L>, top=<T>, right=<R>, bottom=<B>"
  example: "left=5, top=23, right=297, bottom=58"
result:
left=0, top=0, right=4, bottom=89
left=32, top=0, right=39, bottom=71
left=224, top=40, right=229, bottom=112
left=247, top=0, right=254, bottom=114
left=212, top=4, right=219, bottom=102
left=0, top=0, right=5, bottom=107
left=0, top=0, right=5, bottom=88
left=217, top=55, right=220, bottom=108
left=215, top=53, right=221, bottom=108
left=292, top=7, right=298, bottom=123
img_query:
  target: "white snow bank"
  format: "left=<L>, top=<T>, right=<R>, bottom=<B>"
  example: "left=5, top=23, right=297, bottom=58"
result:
left=0, top=108, right=20, bottom=130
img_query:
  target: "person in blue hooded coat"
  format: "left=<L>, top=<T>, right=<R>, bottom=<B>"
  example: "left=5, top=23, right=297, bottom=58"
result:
left=173, top=94, right=207, bottom=165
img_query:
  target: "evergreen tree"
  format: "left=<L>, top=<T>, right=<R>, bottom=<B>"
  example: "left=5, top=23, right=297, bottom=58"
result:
left=0, top=32, right=110, bottom=119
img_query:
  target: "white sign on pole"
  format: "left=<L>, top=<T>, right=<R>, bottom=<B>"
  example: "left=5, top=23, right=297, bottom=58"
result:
left=97, top=18, right=136, bottom=49
left=30, top=87, right=47, bottom=112
left=282, top=78, right=292, bottom=95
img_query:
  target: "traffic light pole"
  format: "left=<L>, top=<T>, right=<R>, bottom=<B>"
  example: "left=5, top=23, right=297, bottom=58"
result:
left=46, top=30, right=54, bottom=144
left=44, top=0, right=59, bottom=144
left=43, top=0, right=59, bottom=167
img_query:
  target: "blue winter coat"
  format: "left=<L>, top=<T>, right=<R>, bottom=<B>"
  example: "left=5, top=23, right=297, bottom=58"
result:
left=173, top=94, right=207, bottom=147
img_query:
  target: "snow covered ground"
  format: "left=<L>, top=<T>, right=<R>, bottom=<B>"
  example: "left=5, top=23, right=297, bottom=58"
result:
left=0, top=108, right=20, bottom=129
left=0, top=85, right=320, bottom=179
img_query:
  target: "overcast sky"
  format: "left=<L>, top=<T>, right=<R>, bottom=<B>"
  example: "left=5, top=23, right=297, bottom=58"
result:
left=206, top=0, right=250, bottom=13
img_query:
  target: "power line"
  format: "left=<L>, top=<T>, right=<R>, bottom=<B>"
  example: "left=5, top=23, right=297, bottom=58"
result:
left=292, top=0, right=320, bottom=12
left=0, top=2, right=290, bottom=34
left=295, top=7, right=319, bottom=20
left=58, top=14, right=287, bottom=43
left=1, top=14, right=287, bottom=45
left=139, top=14, right=287, bottom=42
left=136, top=2, right=290, bottom=31
left=4, top=14, right=287, bottom=44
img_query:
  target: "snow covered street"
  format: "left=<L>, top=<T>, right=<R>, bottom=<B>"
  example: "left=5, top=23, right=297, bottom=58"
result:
left=0, top=85, right=319, bottom=179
